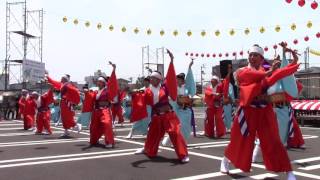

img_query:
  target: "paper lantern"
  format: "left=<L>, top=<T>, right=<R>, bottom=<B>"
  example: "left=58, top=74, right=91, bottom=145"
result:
left=264, top=47, right=268, bottom=51
left=190, top=53, right=194, bottom=56
left=307, top=21, right=313, bottom=28
left=229, top=29, right=235, bottom=36
left=239, top=51, right=244, bottom=56
left=121, top=26, right=127, bottom=32
left=134, top=27, right=139, bottom=34
left=97, top=23, right=102, bottom=29
left=212, top=54, right=216, bottom=58
left=185, top=52, right=189, bottom=56
left=275, top=25, right=281, bottom=32
left=206, top=54, right=210, bottom=57
left=273, top=44, right=278, bottom=49
left=109, top=25, right=114, bottom=31
left=316, top=32, right=320, bottom=38
left=147, top=29, right=152, bottom=35
left=244, top=28, right=250, bottom=35
left=195, top=53, right=199, bottom=57
left=73, top=19, right=79, bottom=25
left=215, top=30, right=220, bottom=36
left=293, top=39, right=298, bottom=44
left=291, top=23, right=296, bottom=31
left=304, top=36, right=309, bottom=41
left=160, top=30, right=165, bottom=36
left=286, top=0, right=293, bottom=3
left=232, top=52, right=236, bottom=56
left=259, top=27, right=265, bottom=33
left=219, top=53, right=222, bottom=57
left=62, top=16, right=67, bottom=23
left=187, top=30, right=192, bottom=36
left=201, top=30, right=206, bottom=37
left=311, top=1, right=318, bottom=9
left=298, top=0, right=305, bottom=7
left=201, top=53, right=204, bottom=57
left=225, top=53, right=229, bottom=57
left=173, top=30, right=178, bottom=36
left=85, top=21, right=90, bottom=27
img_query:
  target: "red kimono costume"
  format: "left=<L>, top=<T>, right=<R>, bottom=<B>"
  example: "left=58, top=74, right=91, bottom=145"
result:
left=47, top=77, right=80, bottom=129
left=143, top=62, right=188, bottom=160
left=204, top=83, right=226, bottom=138
left=89, top=70, right=118, bottom=145
left=23, top=96, right=37, bottom=130
left=111, top=90, right=126, bottom=124
left=287, top=81, right=305, bottom=148
left=36, top=90, right=54, bottom=134
left=18, top=96, right=27, bottom=120
left=224, top=63, right=299, bottom=172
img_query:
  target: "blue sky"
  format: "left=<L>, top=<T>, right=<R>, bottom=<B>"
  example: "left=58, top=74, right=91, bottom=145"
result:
left=1, top=0, right=320, bottom=83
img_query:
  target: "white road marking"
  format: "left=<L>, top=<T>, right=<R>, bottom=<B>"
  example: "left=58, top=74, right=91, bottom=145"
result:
left=248, top=173, right=278, bottom=179
left=0, top=148, right=137, bottom=164
left=0, top=127, right=24, bottom=130
left=293, top=156, right=320, bottom=164
left=0, top=152, right=135, bottom=169
left=187, top=141, right=230, bottom=147
left=0, top=138, right=89, bottom=147
left=0, top=131, right=64, bottom=137
left=0, top=124, right=22, bottom=127
left=302, top=135, right=319, bottom=139
left=188, top=144, right=228, bottom=150
left=114, top=128, right=132, bottom=132
left=299, top=164, right=320, bottom=171
left=170, top=169, right=242, bottom=180
left=293, top=171, right=320, bottom=179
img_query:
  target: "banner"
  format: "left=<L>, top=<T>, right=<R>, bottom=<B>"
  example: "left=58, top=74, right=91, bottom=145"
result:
left=22, top=59, right=45, bottom=82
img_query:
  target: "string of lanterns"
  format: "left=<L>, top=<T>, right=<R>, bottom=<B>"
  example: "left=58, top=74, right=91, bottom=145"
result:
left=286, top=0, right=319, bottom=10
left=62, top=16, right=318, bottom=38
left=185, top=33, right=320, bottom=59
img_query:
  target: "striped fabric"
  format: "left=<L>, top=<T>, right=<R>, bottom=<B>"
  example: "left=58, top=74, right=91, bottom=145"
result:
left=288, top=106, right=294, bottom=138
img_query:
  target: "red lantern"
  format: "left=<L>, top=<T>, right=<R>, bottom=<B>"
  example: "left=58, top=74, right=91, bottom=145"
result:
left=225, top=53, right=229, bottom=57
left=232, top=52, right=236, bottom=56
left=239, top=51, right=243, bottom=56
left=185, top=52, right=189, bottom=56
left=273, top=44, right=278, bottom=49
left=195, top=53, right=199, bottom=57
left=201, top=53, right=204, bottom=57
left=264, top=47, right=268, bottom=52
left=298, top=0, right=305, bottom=7
left=286, top=0, right=293, bottom=3
left=316, top=32, right=320, bottom=38
left=206, top=54, right=210, bottom=57
left=190, top=53, right=194, bottom=56
left=311, top=1, right=318, bottom=9
left=304, top=36, right=309, bottom=41
left=293, top=39, right=298, bottom=44
left=212, top=54, right=216, bottom=58
left=219, top=53, right=222, bottom=57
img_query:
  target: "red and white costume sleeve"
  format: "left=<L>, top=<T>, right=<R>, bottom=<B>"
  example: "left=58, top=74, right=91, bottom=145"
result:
left=36, top=90, right=54, bottom=134
left=204, top=83, right=226, bottom=138
left=47, top=76, right=80, bottom=129
left=89, top=69, right=118, bottom=145
left=23, top=96, right=37, bottom=130
left=142, top=62, right=188, bottom=160
left=223, top=63, right=299, bottom=172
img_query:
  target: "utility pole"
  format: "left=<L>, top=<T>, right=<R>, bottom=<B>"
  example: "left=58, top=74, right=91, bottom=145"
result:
left=200, top=64, right=205, bottom=94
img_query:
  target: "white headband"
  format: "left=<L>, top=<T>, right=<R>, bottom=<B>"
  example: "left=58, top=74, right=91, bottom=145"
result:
left=62, top=74, right=70, bottom=82
left=31, top=91, right=39, bottom=95
left=249, top=46, right=264, bottom=57
left=150, top=71, right=162, bottom=80
left=211, top=75, right=220, bottom=82
left=97, top=77, right=106, bottom=83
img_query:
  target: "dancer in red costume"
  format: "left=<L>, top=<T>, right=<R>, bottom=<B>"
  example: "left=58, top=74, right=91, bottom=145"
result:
left=86, top=62, right=119, bottom=148
left=46, top=73, right=81, bottom=137
left=23, top=92, right=37, bottom=130
left=204, top=76, right=226, bottom=138
left=111, top=89, right=126, bottom=126
left=134, top=49, right=189, bottom=163
left=34, top=89, right=54, bottom=135
left=18, top=89, right=28, bottom=120
left=220, top=45, right=299, bottom=180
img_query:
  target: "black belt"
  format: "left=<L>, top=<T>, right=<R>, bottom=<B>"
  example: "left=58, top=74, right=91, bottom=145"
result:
left=38, top=107, right=49, bottom=112
left=95, top=101, right=111, bottom=110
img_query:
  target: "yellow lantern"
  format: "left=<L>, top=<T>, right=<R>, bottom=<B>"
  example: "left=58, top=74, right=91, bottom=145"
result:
left=259, top=26, right=265, bottom=33
left=215, top=30, right=220, bottom=36
left=187, top=30, right=192, bottom=36
left=173, top=30, right=178, bottom=36
left=291, top=23, right=296, bottom=31
left=201, top=30, right=206, bottom=37
left=134, top=27, right=139, bottom=34
left=62, top=16, right=67, bottom=23
left=85, top=21, right=90, bottom=27
left=307, top=21, right=313, bottom=28
left=121, top=27, right=127, bottom=32
left=160, top=30, right=165, bottom=36
left=109, top=25, right=114, bottom=31
left=147, top=29, right=152, bottom=35
left=244, top=28, right=250, bottom=35
left=97, top=23, right=102, bottom=29
left=73, top=19, right=79, bottom=25
left=229, top=29, right=235, bottom=36
left=275, top=25, right=281, bottom=32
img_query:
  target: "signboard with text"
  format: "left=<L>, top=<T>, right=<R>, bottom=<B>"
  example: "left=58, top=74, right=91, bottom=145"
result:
left=22, top=59, right=45, bottom=82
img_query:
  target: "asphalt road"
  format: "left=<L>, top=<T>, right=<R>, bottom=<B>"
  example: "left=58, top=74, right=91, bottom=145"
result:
left=0, top=107, right=320, bottom=180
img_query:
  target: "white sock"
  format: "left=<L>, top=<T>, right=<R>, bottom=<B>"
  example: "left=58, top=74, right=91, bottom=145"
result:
left=252, top=144, right=261, bottom=163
